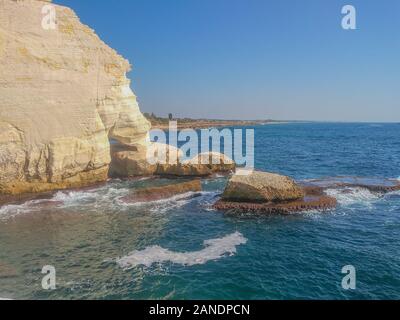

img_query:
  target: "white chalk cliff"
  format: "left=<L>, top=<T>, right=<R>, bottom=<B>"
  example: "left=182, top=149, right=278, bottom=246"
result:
left=0, top=0, right=151, bottom=194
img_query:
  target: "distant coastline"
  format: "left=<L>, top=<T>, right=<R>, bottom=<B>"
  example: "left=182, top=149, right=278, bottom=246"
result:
left=144, top=113, right=288, bottom=130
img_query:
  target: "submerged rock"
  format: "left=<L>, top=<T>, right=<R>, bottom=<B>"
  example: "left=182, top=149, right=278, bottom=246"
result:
left=214, top=171, right=337, bottom=214
left=222, top=171, right=305, bottom=203
left=121, top=180, right=202, bottom=203
left=305, top=177, right=400, bottom=193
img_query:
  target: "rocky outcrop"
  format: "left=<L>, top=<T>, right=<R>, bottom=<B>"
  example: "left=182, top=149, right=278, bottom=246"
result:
left=110, top=146, right=236, bottom=178
left=0, top=0, right=150, bottom=195
left=156, top=152, right=236, bottom=177
left=109, top=143, right=157, bottom=177
left=121, top=180, right=202, bottom=203
left=214, top=171, right=337, bottom=214
left=222, top=171, right=305, bottom=203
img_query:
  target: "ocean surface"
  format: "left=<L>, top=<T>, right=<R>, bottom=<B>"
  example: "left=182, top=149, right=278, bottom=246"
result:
left=1, top=122, right=400, bottom=300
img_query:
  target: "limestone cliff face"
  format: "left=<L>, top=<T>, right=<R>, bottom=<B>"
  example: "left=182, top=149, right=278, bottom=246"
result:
left=0, top=0, right=151, bottom=194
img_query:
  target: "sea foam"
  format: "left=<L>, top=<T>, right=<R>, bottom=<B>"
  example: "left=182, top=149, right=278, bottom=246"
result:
left=116, top=232, right=247, bottom=269
left=52, top=186, right=130, bottom=208
left=325, top=187, right=380, bottom=206
left=118, top=191, right=218, bottom=214
left=0, top=200, right=44, bottom=220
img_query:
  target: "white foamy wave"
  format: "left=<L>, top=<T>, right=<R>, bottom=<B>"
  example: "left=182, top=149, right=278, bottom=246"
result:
left=52, top=187, right=130, bottom=208
left=0, top=200, right=44, bottom=220
left=52, top=190, right=98, bottom=203
left=385, top=189, right=400, bottom=199
left=128, top=191, right=203, bottom=206
left=150, top=196, right=195, bottom=214
left=150, top=191, right=220, bottom=214
left=196, top=191, right=220, bottom=211
left=325, top=187, right=380, bottom=206
left=0, top=186, right=131, bottom=219
left=388, top=189, right=400, bottom=195
left=117, top=191, right=215, bottom=214
left=116, top=232, right=247, bottom=269
left=303, top=209, right=331, bottom=218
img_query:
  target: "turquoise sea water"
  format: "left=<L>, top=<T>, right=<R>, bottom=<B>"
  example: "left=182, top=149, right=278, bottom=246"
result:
left=1, top=123, right=400, bottom=300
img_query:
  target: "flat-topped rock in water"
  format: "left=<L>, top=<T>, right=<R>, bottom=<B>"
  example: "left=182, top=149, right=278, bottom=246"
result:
left=214, top=186, right=337, bottom=214
left=222, top=171, right=305, bottom=203
left=109, top=143, right=159, bottom=177
left=121, top=180, right=202, bottom=203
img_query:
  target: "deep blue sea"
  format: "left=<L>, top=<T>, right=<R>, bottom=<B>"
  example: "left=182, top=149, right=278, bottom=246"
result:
left=1, top=123, right=400, bottom=300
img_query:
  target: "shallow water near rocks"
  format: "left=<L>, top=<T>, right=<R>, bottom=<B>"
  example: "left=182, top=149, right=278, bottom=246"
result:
left=1, top=123, right=400, bottom=300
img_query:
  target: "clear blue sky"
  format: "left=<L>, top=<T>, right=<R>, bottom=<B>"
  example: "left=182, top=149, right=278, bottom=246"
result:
left=56, top=0, right=400, bottom=121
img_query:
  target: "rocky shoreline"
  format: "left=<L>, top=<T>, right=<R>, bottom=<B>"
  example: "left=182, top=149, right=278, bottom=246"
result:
left=2, top=169, right=400, bottom=216
left=0, top=0, right=255, bottom=198
left=1, top=1, right=398, bottom=216
left=147, top=118, right=284, bottom=130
